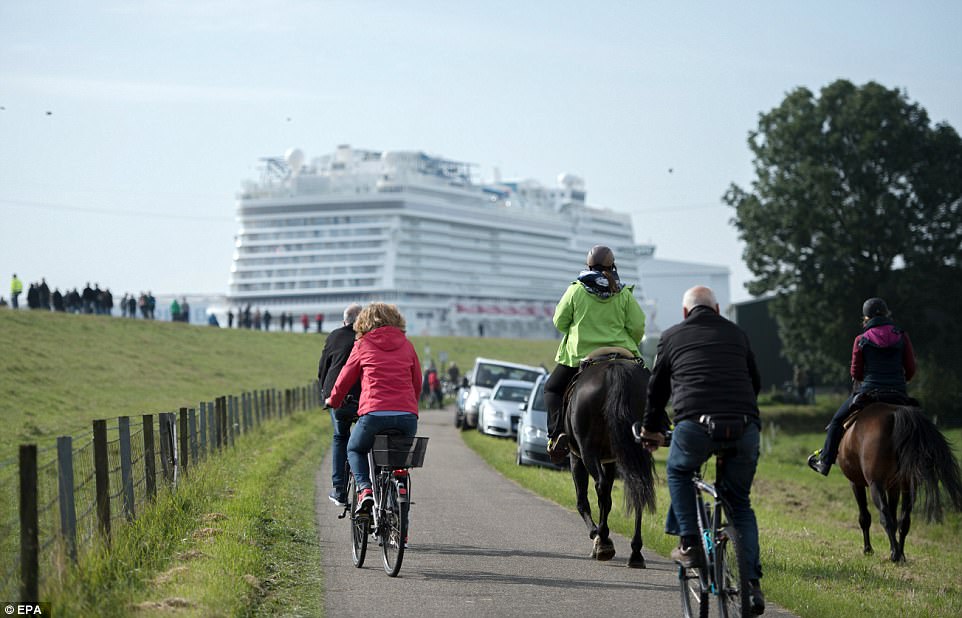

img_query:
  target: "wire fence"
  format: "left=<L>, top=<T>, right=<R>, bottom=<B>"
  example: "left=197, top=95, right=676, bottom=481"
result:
left=1, top=382, right=321, bottom=601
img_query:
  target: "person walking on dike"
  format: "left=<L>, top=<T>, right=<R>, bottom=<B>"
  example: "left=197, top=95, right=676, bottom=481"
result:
left=318, top=303, right=363, bottom=507
left=544, top=245, right=646, bottom=463
left=807, top=297, right=916, bottom=476
left=10, top=274, right=22, bottom=309
left=637, top=285, right=765, bottom=615
left=325, top=303, right=421, bottom=515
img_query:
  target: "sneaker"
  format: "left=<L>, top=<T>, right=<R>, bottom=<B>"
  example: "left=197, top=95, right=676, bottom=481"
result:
left=547, top=433, right=569, bottom=465
left=670, top=543, right=703, bottom=568
left=807, top=452, right=830, bottom=476
left=749, top=579, right=765, bottom=615
left=355, top=488, right=374, bottom=515
left=328, top=488, right=347, bottom=507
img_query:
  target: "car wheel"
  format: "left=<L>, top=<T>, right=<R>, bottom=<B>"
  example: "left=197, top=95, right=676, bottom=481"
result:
left=454, top=412, right=461, bottom=428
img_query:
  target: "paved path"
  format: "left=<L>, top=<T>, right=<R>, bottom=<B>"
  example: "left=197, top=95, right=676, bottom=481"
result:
left=315, top=407, right=797, bottom=617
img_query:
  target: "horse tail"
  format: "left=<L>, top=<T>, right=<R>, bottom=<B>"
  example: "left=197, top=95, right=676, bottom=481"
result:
left=603, top=361, right=657, bottom=515
left=892, top=405, right=962, bottom=522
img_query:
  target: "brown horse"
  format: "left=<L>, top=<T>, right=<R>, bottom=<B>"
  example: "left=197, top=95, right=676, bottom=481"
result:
left=564, top=356, right=657, bottom=567
left=837, top=402, right=962, bottom=562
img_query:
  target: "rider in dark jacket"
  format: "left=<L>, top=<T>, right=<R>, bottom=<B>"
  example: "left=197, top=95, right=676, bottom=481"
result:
left=807, top=297, right=916, bottom=476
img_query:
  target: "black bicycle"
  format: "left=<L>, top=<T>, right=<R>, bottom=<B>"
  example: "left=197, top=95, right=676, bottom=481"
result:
left=679, top=457, right=752, bottom=618
left=631, top=424, right=752, bottom=617
left=341, top=432, right=428, bottom=576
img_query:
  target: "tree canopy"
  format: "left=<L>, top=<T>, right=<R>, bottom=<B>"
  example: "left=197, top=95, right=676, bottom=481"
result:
left=726, top=79, right=962, bottom=420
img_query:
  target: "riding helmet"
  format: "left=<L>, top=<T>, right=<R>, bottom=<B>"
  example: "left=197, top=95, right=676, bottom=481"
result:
left=586, top=245, right=616, bottom=271
left=862, top=297, right=890, bottom=318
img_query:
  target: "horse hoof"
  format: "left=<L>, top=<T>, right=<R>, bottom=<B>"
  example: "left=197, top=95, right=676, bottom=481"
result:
left=592, top=538, right=616, bottom=561
left=627, top=553, right=646, bottom=569
left=863, top=547, right=873, bottom=555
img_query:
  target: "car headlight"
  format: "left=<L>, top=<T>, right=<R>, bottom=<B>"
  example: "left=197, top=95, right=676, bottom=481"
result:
left=523, top=425, right=547, bottom=440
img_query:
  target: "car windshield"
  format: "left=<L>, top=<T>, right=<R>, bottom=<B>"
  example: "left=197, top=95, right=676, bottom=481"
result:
left=494, top=386, right=531, bottom=402
left=476, top=363, right=541, bottom=388
left=530, top=382, right=546, bottom=411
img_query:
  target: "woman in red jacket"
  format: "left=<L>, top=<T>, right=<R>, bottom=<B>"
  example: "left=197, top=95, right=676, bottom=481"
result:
left=326, top=303, right=421, bottom=513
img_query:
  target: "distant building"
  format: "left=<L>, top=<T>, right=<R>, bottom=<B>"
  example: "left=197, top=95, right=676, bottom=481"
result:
left=729, top=296, right=793, bottom=391
left=637, top=249, right=731, bottom=334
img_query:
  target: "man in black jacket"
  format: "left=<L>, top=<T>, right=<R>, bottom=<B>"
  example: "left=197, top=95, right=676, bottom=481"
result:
left=318, top=303, right=363, bottom=506
left=639, top=286, right=765, bottom=615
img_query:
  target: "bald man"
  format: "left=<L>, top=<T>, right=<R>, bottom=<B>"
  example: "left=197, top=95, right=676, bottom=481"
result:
left=639, top=285, right=765, bottom=615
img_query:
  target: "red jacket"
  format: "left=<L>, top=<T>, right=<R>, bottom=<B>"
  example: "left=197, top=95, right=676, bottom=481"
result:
left=328, top=326, right=421, bottom=416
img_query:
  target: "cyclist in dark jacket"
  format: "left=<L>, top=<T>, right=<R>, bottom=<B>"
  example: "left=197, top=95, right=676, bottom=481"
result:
left=318, top=303, right=363, bottom=506
left=638, top=285, right=764, bottom=615
left=808, top=297, right=916, bottom=476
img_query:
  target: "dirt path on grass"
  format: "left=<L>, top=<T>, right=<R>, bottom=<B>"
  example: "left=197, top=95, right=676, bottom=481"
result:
left=314, top=406, right=798, bottom=617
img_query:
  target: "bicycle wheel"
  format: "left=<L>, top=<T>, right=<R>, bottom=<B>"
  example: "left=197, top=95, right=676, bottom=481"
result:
left=679, top=562, right=710, bottom=618
left=380, top=477, right=407, bottom=576
left=716, top=525, right=752, bottom=618
left=347, top=474, right=368, bottom=568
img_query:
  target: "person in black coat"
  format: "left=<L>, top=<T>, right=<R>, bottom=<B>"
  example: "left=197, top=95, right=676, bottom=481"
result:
left=318, top=303, right=363, bottom=506
left=639, top=285, right=765, bottom=615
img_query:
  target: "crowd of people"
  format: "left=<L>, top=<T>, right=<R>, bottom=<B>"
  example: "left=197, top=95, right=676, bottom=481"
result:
left=7, top=273, right=157, bottom=318
left=225, top=306, right=325, bottom=333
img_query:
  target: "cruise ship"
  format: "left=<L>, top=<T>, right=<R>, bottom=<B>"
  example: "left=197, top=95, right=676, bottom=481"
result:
left=227, top=145, right=655, bottom=337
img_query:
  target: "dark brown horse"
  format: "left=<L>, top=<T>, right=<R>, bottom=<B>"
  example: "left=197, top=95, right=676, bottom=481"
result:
left=564, top=355, right=657, bottom=567
left=837, top=402, right=962, bottom=562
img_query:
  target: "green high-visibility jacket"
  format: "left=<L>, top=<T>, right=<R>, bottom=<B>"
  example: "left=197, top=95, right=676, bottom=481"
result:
left=11, top=277, right=22, bottom=295
left=553, top=282, right=646, bottom=367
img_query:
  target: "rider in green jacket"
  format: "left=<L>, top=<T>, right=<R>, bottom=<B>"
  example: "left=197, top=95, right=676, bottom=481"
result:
left=545, top=245, right=646, bottom=462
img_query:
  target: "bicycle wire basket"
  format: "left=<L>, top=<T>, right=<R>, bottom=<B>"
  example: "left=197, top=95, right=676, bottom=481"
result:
left=373, top=435, right=429, bottom=468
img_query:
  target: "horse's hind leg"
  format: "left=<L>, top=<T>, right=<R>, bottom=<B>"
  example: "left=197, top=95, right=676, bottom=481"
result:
left=627, top=511, right=646, bottom=569
left=571, top=457, right=598, bottom=540
left=590, top=462, right=616, bottom=561
left=852, top=483, right=873, bottom=555
left=893, top=488, right=913, bottom=563
left=870, top=481, right=901, bottom=562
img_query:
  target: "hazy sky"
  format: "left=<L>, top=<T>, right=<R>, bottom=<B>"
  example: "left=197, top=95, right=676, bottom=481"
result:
left=2, top=1, right=960, bottom=302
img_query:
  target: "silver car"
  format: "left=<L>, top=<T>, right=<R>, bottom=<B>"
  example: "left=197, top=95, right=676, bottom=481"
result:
left=516, top=374, right=566, bottom=468
left=477, top=379, right=535, bottom=438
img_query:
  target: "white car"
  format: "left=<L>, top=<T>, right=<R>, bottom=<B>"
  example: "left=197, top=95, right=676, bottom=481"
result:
left=478, top=379, right=535, bottom=438
left=461, top=357, right=546, bottom=430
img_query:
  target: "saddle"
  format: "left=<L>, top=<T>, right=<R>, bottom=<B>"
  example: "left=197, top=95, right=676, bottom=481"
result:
left=841, top=390, right=921, bottom=430
left=578, top=346, right=640, bottom=371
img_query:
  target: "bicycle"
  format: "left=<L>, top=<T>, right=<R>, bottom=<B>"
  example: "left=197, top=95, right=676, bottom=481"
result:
left=632, top=425, right=753, bottom=618
left=679, top=456, right=752, bottom=618
left=340, top=432, right=428, bottom=576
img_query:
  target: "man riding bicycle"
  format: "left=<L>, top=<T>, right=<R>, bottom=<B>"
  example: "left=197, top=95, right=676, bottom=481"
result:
left=638, top=286, right=765, bottom=616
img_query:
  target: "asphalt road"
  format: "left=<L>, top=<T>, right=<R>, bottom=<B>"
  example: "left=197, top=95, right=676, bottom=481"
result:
left=315, top=406, right=798, bottom=617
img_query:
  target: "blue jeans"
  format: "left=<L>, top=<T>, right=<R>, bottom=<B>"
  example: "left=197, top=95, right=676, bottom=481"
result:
left=666, top=419, right=762, bottom=580
left=329, top=400, right=358, bottom=493
left=347, top=413, right=418, bottom=491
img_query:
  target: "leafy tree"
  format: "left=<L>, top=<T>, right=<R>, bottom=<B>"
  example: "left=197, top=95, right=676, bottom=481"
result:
left=725, top=79, right=962, bottom=422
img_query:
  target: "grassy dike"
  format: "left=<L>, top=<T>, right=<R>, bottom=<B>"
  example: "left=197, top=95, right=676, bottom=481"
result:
left=48, top=410, right=330, bottom=616
left=463, top=412, right=962, bottom=618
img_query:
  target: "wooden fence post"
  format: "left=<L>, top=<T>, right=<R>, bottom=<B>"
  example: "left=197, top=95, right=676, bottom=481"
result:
left=56, top=436, right=77, bottom=562
left=199, top=402, right=207, bottom=457
left=189, top=408, right=198, bottom=463
left=19, top=444, right=38, bottom=602
left=143, top=414, right=156, bottom=500
left=118, top=416, right=135, bottom=521
left=178, top=408, right=189, bottom=476
left=228, top=396, right=236, bottom=446
left=92, top=419, right=111, bottom=541
left=158, top=413, right=172, bottom=483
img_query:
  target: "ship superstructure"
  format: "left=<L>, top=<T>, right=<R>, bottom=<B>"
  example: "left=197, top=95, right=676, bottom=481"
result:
left=228, top=145, right=652, bottom=337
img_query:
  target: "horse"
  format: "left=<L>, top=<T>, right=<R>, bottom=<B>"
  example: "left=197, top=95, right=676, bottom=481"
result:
left=837, top=402, right=962, bottom=562
left=563, top=351, right=657, bottom=568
